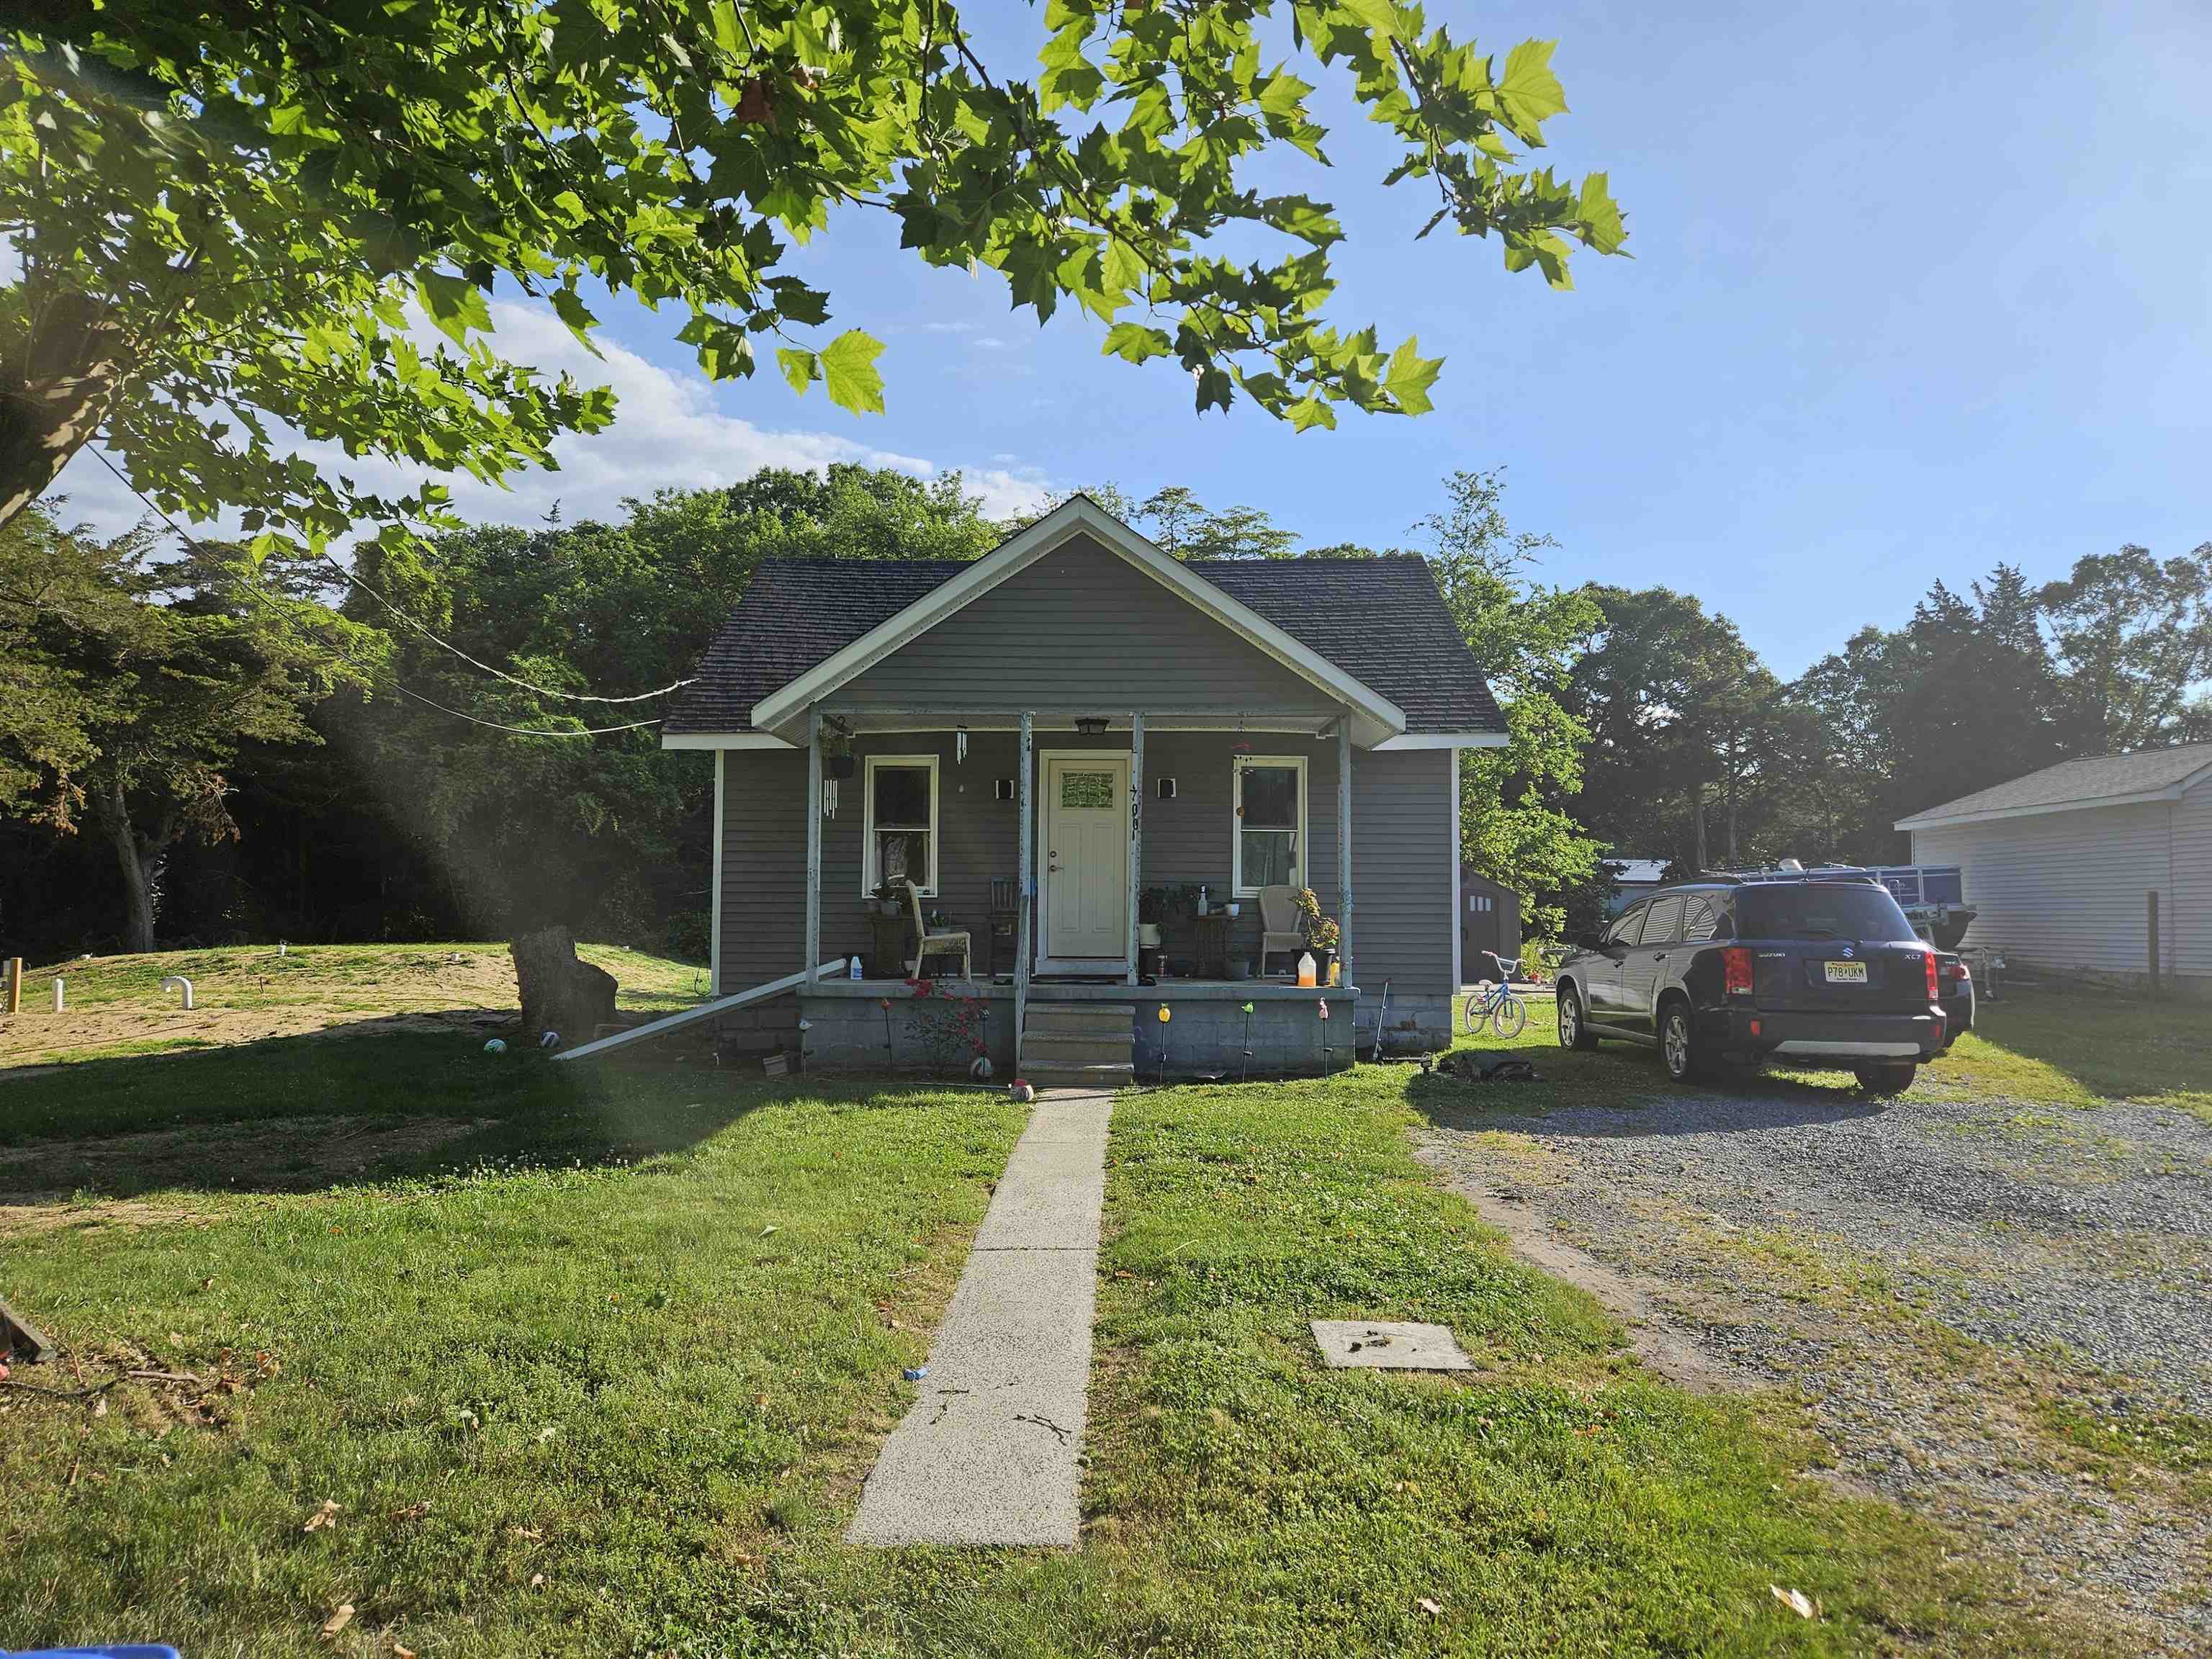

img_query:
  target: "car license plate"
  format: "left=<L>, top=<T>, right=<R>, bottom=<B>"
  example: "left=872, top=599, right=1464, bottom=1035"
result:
left=1824, top=961, right=1868, bottom=984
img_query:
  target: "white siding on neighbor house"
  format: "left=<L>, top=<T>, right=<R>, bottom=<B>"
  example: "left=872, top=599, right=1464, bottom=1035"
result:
left=2175, top=779, right=2212, bottom=977
left=1910, top=791, right=2202, bottom=979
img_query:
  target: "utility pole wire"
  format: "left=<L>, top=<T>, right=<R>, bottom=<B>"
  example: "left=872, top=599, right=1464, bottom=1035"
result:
left=89, top=449, right=695, bottom=704
left=84, top=450, right=670, bottom=739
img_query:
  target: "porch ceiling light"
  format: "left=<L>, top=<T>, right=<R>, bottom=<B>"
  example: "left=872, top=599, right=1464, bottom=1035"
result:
left=1074, top=716, right=1110, bottom=735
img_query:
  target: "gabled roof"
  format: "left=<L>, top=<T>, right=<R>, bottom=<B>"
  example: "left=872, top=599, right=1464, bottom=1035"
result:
left=663, top=495, right=1505, bottom=746
left=1894, top=742, right=2212, bottom=831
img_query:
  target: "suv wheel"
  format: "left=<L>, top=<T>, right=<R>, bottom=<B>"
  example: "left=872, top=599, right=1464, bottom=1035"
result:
left=1855, top=1061, right=1916, bottom=1097
left=1557, top=984, right=1597, bottom=1051
left=1660, top=1001, right=1701, bottom=1083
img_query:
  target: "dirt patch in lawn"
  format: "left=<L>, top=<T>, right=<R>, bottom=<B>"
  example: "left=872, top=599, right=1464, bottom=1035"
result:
left=0, top=1003, right=511, bottom=1074
left=0, top=1114, right=487, bottom=1237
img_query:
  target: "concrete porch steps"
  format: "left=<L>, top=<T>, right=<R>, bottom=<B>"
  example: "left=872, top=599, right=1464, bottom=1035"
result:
left=1020, top=1000, right=1134, bottom=1089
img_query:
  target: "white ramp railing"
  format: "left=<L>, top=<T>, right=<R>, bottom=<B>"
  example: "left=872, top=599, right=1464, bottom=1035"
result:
left=552, top=960, right=846, bottom=1064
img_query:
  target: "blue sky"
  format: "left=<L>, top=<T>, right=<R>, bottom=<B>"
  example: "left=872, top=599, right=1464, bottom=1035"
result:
left=56, top=1, right=2212, bottom=678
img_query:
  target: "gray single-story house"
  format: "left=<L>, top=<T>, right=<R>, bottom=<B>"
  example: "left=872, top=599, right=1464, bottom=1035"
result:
left=652, top=495, right=1507, bottom=1083
left=1895, top=742, right=2212, bottom=997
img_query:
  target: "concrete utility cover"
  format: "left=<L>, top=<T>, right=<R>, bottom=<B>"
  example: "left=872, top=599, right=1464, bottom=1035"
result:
left=1310, top=1319, right=1473, bottom=1371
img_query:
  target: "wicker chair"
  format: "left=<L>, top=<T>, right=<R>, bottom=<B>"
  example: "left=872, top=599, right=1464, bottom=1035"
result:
left=1256, top=884, right=1305, bottom=977
left=903, top=879, right=972, bottom=978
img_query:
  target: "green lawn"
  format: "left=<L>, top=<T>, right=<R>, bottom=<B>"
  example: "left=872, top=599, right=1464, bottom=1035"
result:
left=1, top=1028, right=2108, bottom=1655
left=1452, top=985, right=2212, bottom=1123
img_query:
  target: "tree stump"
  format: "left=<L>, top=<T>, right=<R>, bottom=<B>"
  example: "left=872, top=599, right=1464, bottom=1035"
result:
left=511, top=927, right=618, bottom=1046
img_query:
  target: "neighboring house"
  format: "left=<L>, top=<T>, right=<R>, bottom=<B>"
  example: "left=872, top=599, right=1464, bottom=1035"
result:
left=657, top=495, right=1508, bottom=1082
left=1895, top=742, right=2212, bottom=997
left=1601, top=858, right=1670, bottom=917
left=1459, top=866, right=1522, bottom=979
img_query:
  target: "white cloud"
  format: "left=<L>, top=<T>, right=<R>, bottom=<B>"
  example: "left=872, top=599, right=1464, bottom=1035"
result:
left=48, top=298, right=1053, bottom=541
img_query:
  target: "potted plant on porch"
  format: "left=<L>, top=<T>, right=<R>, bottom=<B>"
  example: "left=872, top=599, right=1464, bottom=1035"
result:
left=1292, top=887, right=1342, bottom=982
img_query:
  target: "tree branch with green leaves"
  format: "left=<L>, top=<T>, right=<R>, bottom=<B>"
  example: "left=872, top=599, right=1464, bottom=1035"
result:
left=1, top=0, right=1625, bottom=567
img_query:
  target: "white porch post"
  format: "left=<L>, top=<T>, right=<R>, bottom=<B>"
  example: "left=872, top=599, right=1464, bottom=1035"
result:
left=1338, top=714, right=1354, bottom=994
left=804, top=709, right=822, bottom=983
left=1015, top=711, right=1034, bottom=1074
left=1126, top=711, right=1143, bottom=984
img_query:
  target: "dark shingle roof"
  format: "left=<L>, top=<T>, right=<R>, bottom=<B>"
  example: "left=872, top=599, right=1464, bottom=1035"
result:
left=663, top=552, right=1503, bottom=737
left=1894, top=741, right=2212, bottom=828
left=1190, top=556, right=1503, bottom=734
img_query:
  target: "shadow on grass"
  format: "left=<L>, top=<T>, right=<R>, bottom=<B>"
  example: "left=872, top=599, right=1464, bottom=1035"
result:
left=1959, top=989, right=2212, bottom=1107
left=1405, top=1043, right=1890, bottom=1138
left=0, top=1024, right=793, bottom=1203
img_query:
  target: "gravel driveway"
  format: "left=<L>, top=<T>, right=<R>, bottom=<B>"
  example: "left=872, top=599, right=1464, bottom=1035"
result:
left=1416, top=1076, right=2212, bottom=1655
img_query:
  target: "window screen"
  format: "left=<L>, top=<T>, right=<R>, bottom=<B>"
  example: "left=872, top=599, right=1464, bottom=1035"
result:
left=1235, top=759, right=1304, bottom=891
left=867, top=760, right=935, bottom=894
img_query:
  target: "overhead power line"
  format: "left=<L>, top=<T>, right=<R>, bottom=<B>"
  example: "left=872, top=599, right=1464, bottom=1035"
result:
left=90, top=449, right=694, bottom=706
left=85, top=450, right=673, bottom=739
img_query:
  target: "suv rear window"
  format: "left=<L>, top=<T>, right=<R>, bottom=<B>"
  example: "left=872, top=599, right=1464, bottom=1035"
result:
left=1736, top=884, right=1917, bottom=943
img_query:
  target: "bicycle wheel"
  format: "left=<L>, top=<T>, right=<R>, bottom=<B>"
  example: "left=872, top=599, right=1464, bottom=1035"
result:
left=1463, top=992, right=1486, bottom=1034
left=1488, top=994, right=1529, bottom=1040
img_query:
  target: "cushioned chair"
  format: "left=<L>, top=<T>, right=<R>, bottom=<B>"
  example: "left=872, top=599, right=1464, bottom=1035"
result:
left=1256, top=884, right=1304, bottom=977
left=903, top=879, right=972, bottom=978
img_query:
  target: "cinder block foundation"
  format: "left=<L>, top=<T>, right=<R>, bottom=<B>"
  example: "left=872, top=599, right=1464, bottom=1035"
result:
left=799, top=984, right=1015, bottom=1074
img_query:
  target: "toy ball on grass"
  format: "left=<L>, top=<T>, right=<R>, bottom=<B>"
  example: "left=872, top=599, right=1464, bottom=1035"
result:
left=482, top=1038, right=508, bottom=1055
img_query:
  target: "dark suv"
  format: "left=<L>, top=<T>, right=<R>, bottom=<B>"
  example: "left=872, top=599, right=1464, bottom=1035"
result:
left=1555, top=876, right=1947, bottom=1094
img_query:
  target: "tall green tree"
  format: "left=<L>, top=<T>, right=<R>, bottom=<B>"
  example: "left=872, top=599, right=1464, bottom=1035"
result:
left=1416, top=471, right=1600, bottom=938
left=1, top=4, right=1625, bottom=562
left=0, top=504, right=357, bottom=948
left=1563, top=585, right=1768, bottom=871
left=1791, top=566, right=2075, bottom=855
left=2038, top=543, right=2212, bottom=752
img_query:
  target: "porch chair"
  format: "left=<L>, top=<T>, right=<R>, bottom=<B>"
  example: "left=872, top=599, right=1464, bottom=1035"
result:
left=902, top=879, right=973, bottom=979
left=1256, top=884, right=1305, bottom=977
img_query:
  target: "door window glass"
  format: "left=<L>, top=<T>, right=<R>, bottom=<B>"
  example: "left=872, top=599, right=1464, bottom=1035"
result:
left=1058, top=769, right=1115, bottom=810
left=1682, top=896, right=1721, bottom=942
left=1642, top=896, right=1686, bottom=945
left=1604, top=906, right=1646, bottom=948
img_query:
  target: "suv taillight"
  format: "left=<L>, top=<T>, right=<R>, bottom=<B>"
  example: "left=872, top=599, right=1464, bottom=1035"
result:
left=1923, top=950, right=1940, bottom=1002
left=1722, top=946, right=1754, bottom=997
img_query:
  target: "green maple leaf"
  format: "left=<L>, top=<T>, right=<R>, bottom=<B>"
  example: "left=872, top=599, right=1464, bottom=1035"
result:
left=1496, top=40, right=1568, bottom=138
left=819, top=331, right=886, bottom=414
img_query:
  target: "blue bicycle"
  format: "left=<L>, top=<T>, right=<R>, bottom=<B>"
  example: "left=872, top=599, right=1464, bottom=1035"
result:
left=1462, top=951, right=1530, bottom=1039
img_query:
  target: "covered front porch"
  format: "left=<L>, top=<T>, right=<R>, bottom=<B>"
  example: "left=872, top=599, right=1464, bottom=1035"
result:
left=778, top=706, right=1364, bottom=1079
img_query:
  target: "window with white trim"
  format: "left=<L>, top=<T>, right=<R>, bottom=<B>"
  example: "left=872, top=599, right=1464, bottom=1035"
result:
left=1233, top=755, right=1306, bottom=895
left=863, top=754, right=938, bottom=896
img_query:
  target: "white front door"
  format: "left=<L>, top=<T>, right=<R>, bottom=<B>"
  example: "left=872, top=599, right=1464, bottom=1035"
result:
left=1041, top=753, right=1130, bottom=964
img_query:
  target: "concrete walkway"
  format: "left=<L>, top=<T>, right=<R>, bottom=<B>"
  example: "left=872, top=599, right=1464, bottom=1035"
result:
left=847, top=1088, right=1114, bottom=1547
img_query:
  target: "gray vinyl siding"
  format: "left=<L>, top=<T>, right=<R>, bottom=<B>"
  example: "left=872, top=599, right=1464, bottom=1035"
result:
left=1910, top=794, right=2203, bottom=980
left=826, top=534, right=1339, bottom=720
left=1349, top=748, right=1456, bottom=995
left=717, top=748, right=809, bottom=993
left=716, top=731, right=1455, bottom=997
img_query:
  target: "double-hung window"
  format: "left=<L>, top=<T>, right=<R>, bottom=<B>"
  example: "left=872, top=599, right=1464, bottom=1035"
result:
left=1233, top=755, right=1306, bottom=894
left=863, top=755, right=938, bottom=896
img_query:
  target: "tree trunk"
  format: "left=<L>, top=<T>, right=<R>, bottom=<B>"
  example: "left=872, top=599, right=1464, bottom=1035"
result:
left=0, top=290, right=128, bottom=529
left=1691, top=778, right=1709, bottom=873
left=96, top=776, right=159, bottom=953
